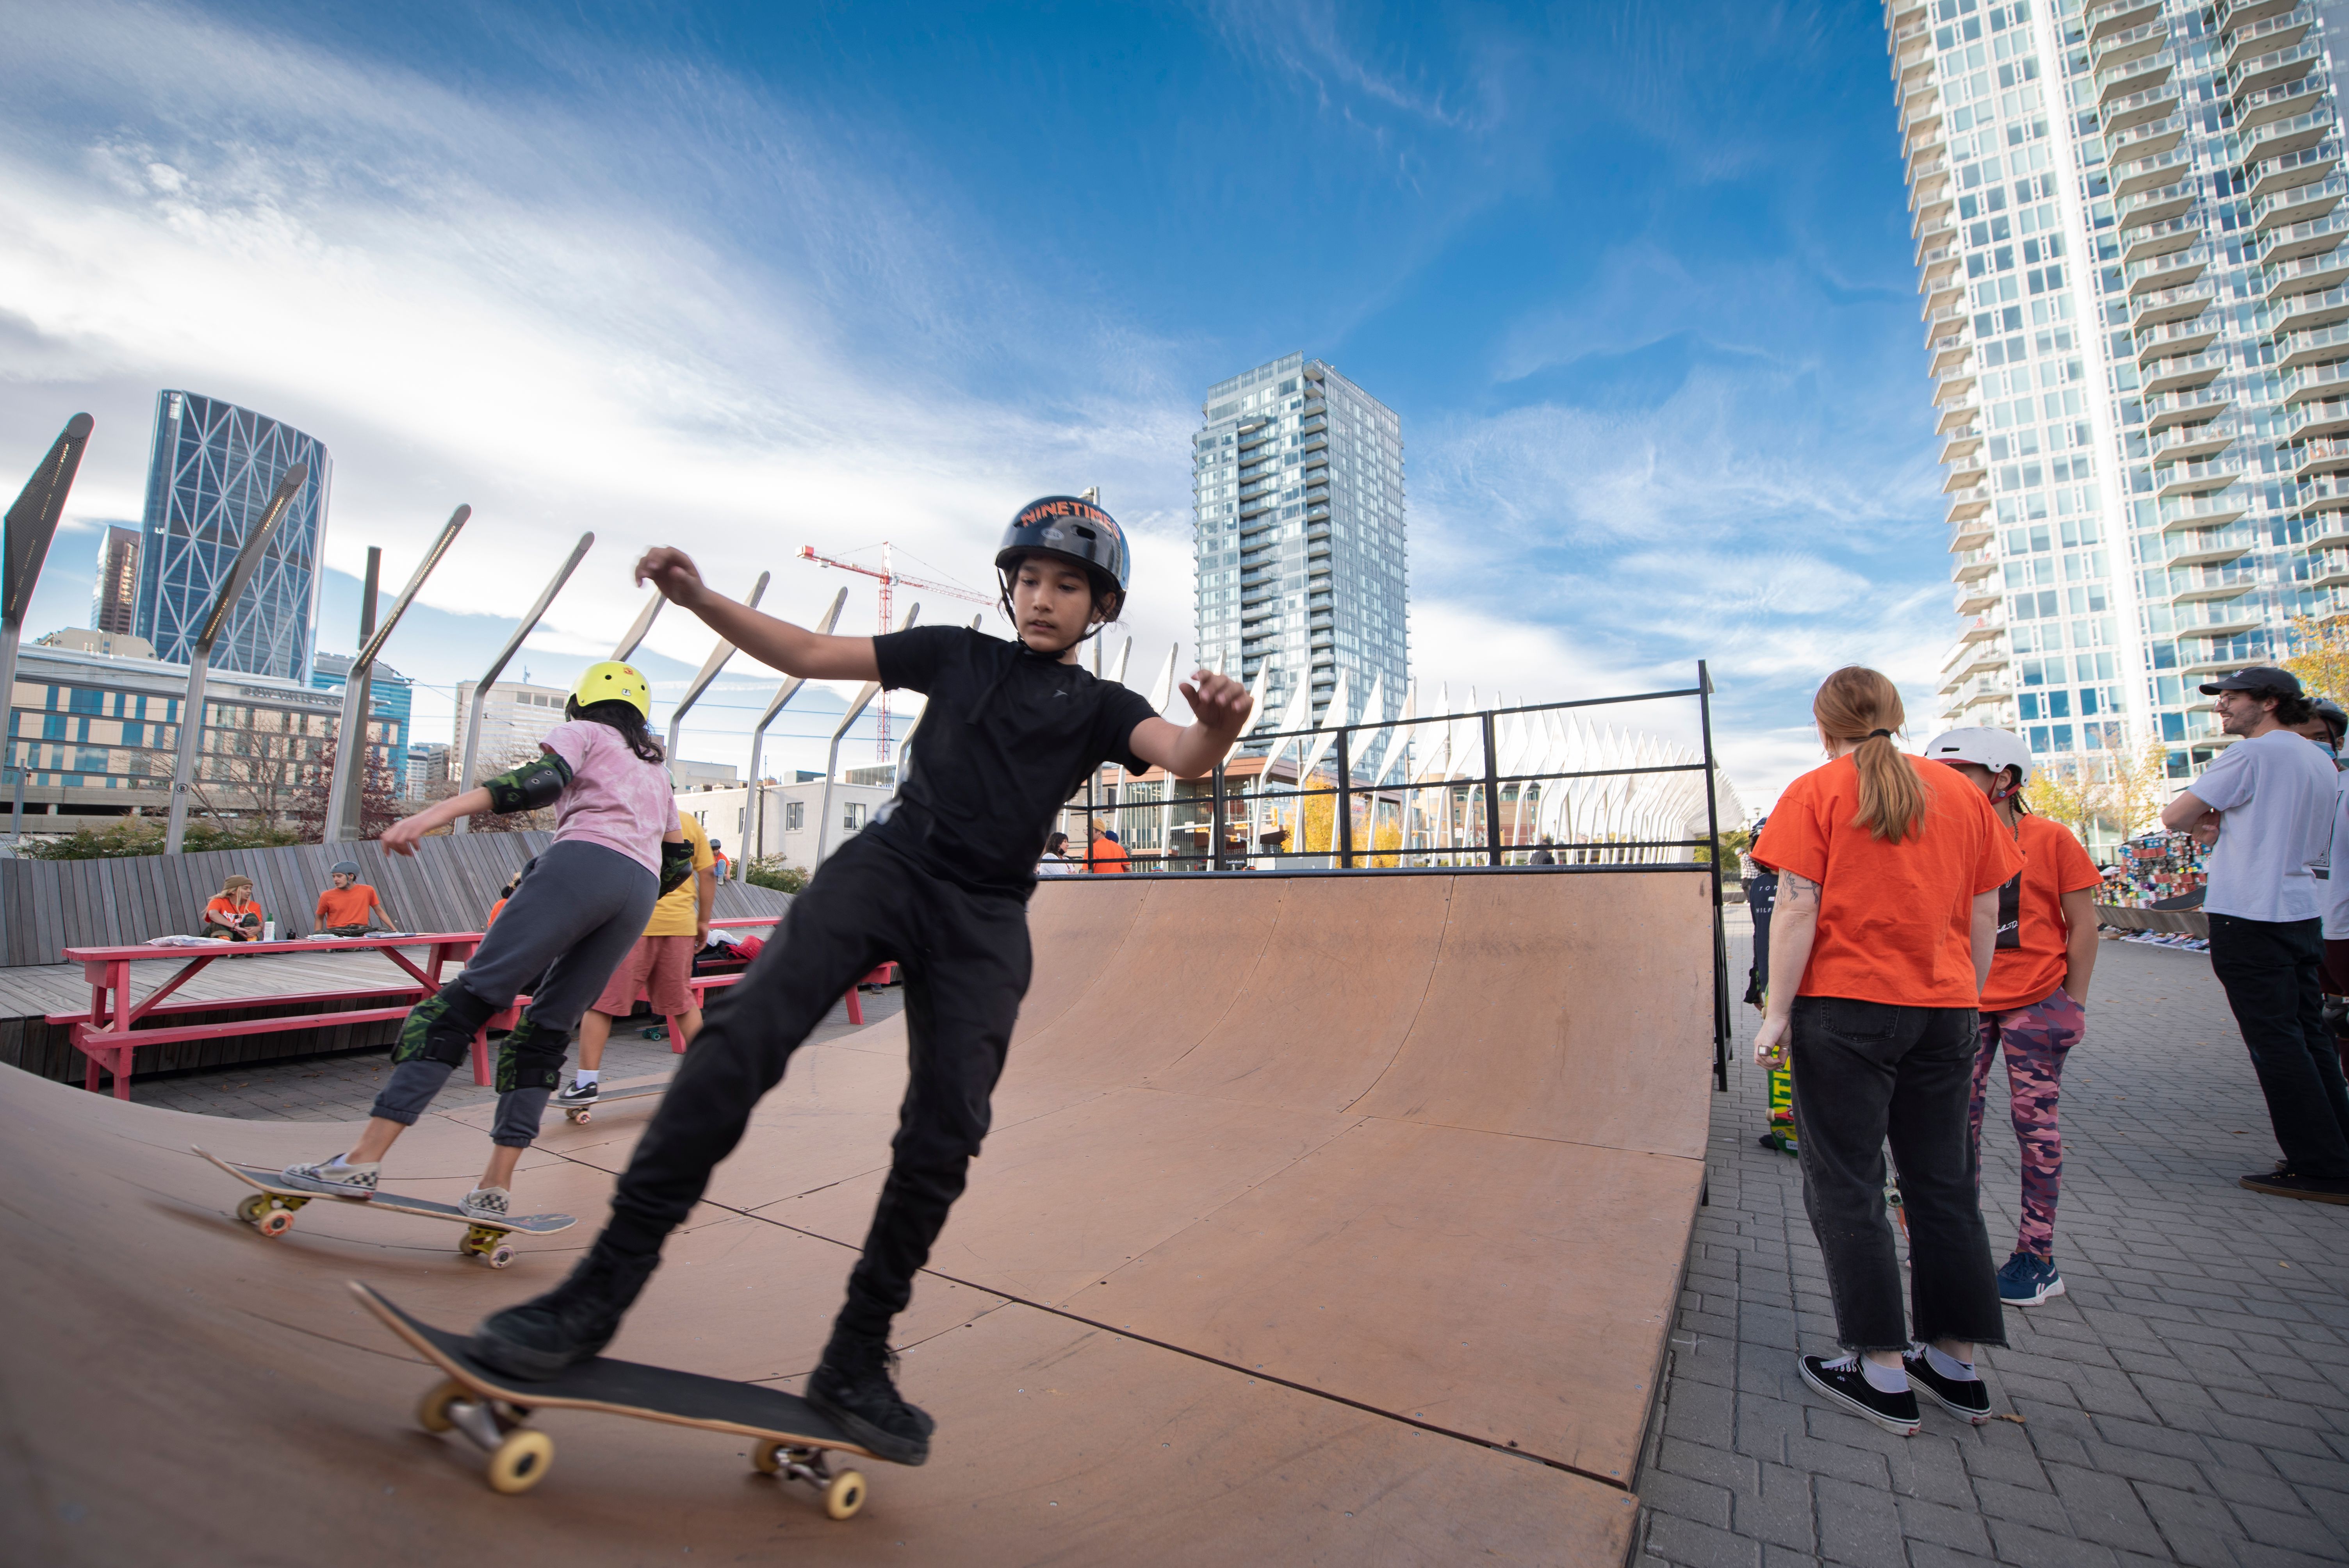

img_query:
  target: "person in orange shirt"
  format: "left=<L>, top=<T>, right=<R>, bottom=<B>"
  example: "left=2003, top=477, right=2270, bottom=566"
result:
left=1752, top=667, right=2022, bottom=1438
left=201, top=875, right=264, bottom=941
left=1924, top=728, right=2100, bottom=1311
left=1086, top=822, right=1129, bottom=873
left=314, top=860, right=394, bottom=936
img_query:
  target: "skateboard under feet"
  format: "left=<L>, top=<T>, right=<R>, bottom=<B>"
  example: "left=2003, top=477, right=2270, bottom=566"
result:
left=196, top=1148, right=576, bottom=1269
left=353, top=1283, right=886, bottom=1518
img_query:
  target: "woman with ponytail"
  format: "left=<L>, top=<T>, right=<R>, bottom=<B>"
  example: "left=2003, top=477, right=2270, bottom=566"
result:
left=1752, top=667, right=2023, bottom=1436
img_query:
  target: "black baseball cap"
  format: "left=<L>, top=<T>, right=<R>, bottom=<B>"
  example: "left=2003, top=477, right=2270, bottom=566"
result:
left=2198, top=665, right=2302, bottom=697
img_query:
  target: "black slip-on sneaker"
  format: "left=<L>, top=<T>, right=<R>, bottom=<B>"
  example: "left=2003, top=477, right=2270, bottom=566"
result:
left=1903, top=1351, right=1992, bottom=1425
left=1798, top=1354, right=1920, bottom=1437
left=806, top=1336, right=933, bottom=1466
left=2239, top=1170, right=2349, bottom=1205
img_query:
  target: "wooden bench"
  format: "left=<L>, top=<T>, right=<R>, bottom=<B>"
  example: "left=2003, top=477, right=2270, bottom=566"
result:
left=52, top=935, right=481, bottom=1099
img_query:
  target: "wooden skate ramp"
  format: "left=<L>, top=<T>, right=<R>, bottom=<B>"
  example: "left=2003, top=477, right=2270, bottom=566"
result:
left=1, top=868, right=1712, bottom=1566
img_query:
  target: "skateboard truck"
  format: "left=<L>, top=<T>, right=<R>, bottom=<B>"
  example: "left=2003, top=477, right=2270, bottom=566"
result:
left=754, top=1442, right=868, bottom=1518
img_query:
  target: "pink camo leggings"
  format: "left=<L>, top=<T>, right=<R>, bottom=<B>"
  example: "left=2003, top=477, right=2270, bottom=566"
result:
left=1970, top=988, right=2085, bottom=1261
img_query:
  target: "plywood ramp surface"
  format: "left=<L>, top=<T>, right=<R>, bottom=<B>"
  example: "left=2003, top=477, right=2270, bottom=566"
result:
left=4, top=869, right=1713, bottom=1566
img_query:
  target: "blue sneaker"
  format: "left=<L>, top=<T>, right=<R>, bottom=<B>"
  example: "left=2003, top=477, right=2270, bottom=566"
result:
left=1996, top=1251, right=2063, bottom=1306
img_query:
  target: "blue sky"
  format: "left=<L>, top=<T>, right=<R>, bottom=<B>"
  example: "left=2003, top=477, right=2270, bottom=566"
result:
left=3, top=0, right=1966, bottom=809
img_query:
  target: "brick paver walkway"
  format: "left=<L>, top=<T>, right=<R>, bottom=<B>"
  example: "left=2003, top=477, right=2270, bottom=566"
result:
left=1638, top=916, right=2349, bottom=1568
left=127, top=989, right=905, bottom=1121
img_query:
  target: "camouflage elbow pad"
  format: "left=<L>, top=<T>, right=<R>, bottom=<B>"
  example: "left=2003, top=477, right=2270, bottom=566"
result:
left=659, top=837, right=695, bottom=897
left=484, top=752, right=573, bottom=814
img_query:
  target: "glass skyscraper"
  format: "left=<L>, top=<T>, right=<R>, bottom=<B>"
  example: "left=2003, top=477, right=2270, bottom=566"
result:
left=1192, top=353, right=1409, bottom=725
left=135, top=390, right=331, bottom=682
left=1892, top=0, right=2346, bottom=796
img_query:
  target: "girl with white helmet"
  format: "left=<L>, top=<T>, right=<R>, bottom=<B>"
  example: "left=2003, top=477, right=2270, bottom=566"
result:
left=282, top=661, right=692, bottom=1221
left=1923, top=726, right=2101, bottom=1309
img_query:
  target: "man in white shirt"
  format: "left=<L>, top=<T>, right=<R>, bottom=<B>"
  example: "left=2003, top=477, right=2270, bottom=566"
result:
left=2161, top=666, right=2349, bottom=1203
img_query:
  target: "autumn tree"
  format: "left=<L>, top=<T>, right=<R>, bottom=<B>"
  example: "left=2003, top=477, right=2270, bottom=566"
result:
left=2023, top=759, right=2103, bottom=841
left=2283, top=614, right=2349, bottom=702
left=2105, top=739, right=2173, bottom=842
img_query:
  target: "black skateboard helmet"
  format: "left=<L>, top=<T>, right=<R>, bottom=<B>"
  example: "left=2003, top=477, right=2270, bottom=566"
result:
left=995, top=495, right=1129, bottom=636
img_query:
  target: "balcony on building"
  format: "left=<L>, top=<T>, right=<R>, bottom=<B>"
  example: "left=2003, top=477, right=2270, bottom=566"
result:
left=2149, top=419, right=2238, bottom=463
left=2175, top=601, right=2267, bottom=639
left=2133, top=278, right=2217, bottom=328
left=2239, top=107, right=2336, bottom=170
left=2218, top=0, right=2304, bottom=34
left=2301, top=505, right=2349, bottom=550
left=2290, top=396, right=2349, bottom=440
left=2116, top=179, right=2198, bottom=232
left=2232, top=40, right=2324, bottom=108
left=1951, top=511, right=1995, bottom=551
left=2108, top=111, right=2189, bottom=164
left=1946, top=482, right=1991, bottom=520
left=2121, top=214, right=2202, bottom=266
left=1919, top=244, right=1962, bottom=290
left=1954, top=580, right=2000, bottom=615
left=1885, top=0, right=1927, bottom=27
left=2164, top=524, right=2256, bottom=568
left=2257, top=210, right=2349, bottom=268
left=1941, top=425, right=1985, bottom=464
left=2091, top=16, right=2171, bottom=74
left=1921, top=279, right=1966, bottom=321
left=2159, top=491, right=2253, bottom=531
left=2099, top=80, right=2183, bottom=135
left=1952, top=549, right=1998, bottom=585
left=2238, top=69, right=2329, bottom=134
left=2143, top=349, right=2228, bottom=395
left=2096, top=47, right=2176, bottom=107
left=1944, top=460, right=1989, bottom=494
left=1909, top=161, right=1951, bottom=210
left=1914, top=218, right=1959, bottom=267
left=1933, top=367, right=1978, bottom=406
left=2112, top=146, right=2197, bottom=201
left=1936, top=397, right=1981, bottom=435
left=2144, top=386, right=2235, bottom=433
left=2166, top=563, right=2259, bottom=603
left=2252, top=173, right=2345, bottom=233
left=2086, top=0, right=2164, bottom=42
left=2136, top=315, right=2223, bottom=365
left=2272, top=281, right=2349, bottom=335
left=2222, top=5, right=2314, bottom=73
left=1905, top=114, right=1947, bottom=162
left=1929, top=331, right=1972, bottom=376
left=2297, top=470, right=2349, bottom=510
left=2155, top=456, right=2245, bottom=497
left=2293, top=433, right=2349, bottom=479
left=2283, top=357, right=2349, bottom=412
left=1911, top=191, right=1955, bottom=236
left=2248, top=145, right=2343, bottom=202
left=1900, top=79, right=1940, bottom=129
left=2306, top=549, right=2349, bottom=590
left=2126, top=245, right=2210, bottom=298
left=2271, top=249, right=2349, bottom=302
left=1891, top=18, right=1931, bottom=71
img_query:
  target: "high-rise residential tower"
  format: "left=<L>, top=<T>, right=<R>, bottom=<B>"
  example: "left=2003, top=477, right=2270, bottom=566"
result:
left=1891, top=0, right=2347, bottom=805
left=1191, top=353, right=1408, bottom=725
left=135, top=390, right=331, bottom=682
left=90, top=525, right=140, bottom=635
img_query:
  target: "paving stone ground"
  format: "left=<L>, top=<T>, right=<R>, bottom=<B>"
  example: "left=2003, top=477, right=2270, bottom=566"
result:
left=127, top=987, right=905, bottom=1122
left=1638, top=911, right=2349, bottom=1568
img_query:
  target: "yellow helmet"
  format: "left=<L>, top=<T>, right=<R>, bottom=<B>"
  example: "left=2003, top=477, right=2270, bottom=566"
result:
left=572, top=660, right=652, bottom=721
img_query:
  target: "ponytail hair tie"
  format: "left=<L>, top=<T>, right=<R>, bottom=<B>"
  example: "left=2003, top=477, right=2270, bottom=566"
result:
left=1867, top=728, right=1892, bottom=739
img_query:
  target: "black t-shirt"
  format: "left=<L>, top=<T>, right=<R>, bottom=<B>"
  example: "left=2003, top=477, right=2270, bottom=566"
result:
left=867, top=626, right=1157, bottom=896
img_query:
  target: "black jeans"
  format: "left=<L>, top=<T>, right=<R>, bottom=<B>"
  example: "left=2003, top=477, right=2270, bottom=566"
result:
left=1790, top=996, right=2005, bottom=1353
left=600, top=833, right=1031, bottom=1342
left=2206, top=914, right=2349, bottom=1181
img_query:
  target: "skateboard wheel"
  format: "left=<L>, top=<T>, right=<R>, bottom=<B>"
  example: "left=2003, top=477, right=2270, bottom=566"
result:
left=486, top=1245, right=516, bottom=1270
left=751, top=1441, right=784, bottom=1474
left=486, top=1428, right=554, bottom=1494
left=418, top=1379, right=467, bottom=1433
left=235, top=1194, right=271, bottom=1226
left=824, top=1469, right=866, bottom=1520
left=258, top=1208, right=296, bottom=1238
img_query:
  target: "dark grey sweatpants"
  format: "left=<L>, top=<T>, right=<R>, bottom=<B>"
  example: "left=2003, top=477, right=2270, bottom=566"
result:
left=370, top=839, right=658, bottom=1147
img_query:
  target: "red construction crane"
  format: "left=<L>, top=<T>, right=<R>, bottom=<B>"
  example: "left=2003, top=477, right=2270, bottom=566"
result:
left=798, top=543, right=993, bottom=757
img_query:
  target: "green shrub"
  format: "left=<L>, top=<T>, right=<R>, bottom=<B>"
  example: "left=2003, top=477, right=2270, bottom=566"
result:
left=13, top=818, right=308, bottom=859
left=743, top=855, right=808, bottom=894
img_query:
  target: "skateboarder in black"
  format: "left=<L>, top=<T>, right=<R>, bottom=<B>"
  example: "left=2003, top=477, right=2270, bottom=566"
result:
left=471, top=497, right=1253, bottom=1466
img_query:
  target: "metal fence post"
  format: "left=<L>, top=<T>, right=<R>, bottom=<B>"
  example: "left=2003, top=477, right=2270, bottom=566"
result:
left=1698, top=659, right=1729, bottom=1092
left=1336, top=727, right=1353, bottom=869
left=1210, top=761, right=1226, bottom=870
left=1481, top=709, right=1502, bottom=867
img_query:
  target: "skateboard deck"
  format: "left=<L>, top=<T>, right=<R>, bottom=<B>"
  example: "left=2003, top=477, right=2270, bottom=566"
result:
left=195, top=1148, right=575, bottom=1268
left=546, top=1084, right=663, bottom=1125
left=351, top=1282, right=882, bottom=1516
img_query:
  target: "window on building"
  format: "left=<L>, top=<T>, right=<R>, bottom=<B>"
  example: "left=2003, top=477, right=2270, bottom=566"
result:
left=785, top=801, right=805, bottom=832
left=844, top=802, right=867, bottom=833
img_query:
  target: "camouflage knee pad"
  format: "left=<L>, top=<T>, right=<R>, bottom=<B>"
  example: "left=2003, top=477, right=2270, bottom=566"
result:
left=495, top=1015, right=572, bottom=1094
left=392, top=982, right=496, bottom=1068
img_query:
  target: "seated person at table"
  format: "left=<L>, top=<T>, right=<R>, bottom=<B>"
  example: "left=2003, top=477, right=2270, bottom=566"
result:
left=314, top=860, right=394, bottom=937
left=201, top=876, right=264, bottom=942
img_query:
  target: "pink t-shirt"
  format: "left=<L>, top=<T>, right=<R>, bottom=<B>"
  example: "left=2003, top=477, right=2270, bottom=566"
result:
left=540, top=721, right=674, bottom=876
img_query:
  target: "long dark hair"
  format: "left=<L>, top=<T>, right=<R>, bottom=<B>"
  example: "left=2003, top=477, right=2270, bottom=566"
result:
left=567, top=697, right=665, bottom=764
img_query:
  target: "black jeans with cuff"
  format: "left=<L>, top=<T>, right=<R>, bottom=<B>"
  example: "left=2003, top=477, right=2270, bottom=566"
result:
left=1791, top=995, right=2006, bottom=1354
left=2206, top=913, right=2349, bottom=1181
left=598, top=832, right=1030, bottom=1344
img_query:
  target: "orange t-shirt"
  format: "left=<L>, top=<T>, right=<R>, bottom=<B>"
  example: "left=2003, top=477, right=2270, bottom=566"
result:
left=1754, top=753, right=2023, bottom=1008
left=1981, top=814, right=2102, bottom=1012
left=314, top=884, right=381, bottom=928
left=486, top=897, right=508, bottom=930
left=1087, top=837, right=1130, bottom=874
left=204, top=896, right=259, bottom=934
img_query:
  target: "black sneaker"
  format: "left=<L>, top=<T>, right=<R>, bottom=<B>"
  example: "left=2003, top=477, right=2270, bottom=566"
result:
left=1798, top=1354, right=1919, bottom=1437
left=469, top=1246, right=658, bottom=1381
left=2239, top=1169, right=2349, bottom=1205
left=1902, top=1349, right=1992, bottom=1425
left=553, top=1079, right=599, bottom=1107
left=806, top=1333, right=934, bottom=1466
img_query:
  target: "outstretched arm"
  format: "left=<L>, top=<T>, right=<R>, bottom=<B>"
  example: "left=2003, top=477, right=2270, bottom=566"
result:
left=636, top=547, right=879, bottom=682
left=1126, top=671, right=1254, bottom=780
left=380, top=787, right=493, bottom=856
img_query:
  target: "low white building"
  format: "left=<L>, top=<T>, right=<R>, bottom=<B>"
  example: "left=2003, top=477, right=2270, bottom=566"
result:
left=675, top=779, right=899, bottom=871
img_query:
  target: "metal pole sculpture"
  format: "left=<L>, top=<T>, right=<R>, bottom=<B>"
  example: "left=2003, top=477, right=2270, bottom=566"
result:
left=888, top=612, right=983, bottom=789
left=453, top=531, right=594, bottom=832
left=612, top=590, right=664, bottom=660
left=166, top=462, right=307, bottom=853
left=1, top=413, right=93, bottom=843
left=814, top=603, right=920, bottom=866
left=744, top=586, right=848, bottom=866
left=322, top=508, right=468, bottom=841
left=663, top=570, right=771, bottom=771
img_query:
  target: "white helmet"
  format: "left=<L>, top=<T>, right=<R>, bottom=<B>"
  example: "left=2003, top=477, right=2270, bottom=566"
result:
left=1923, top=727, right=2033, bottom=789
